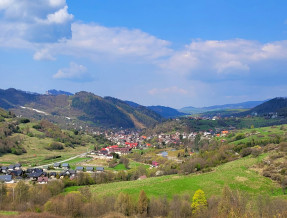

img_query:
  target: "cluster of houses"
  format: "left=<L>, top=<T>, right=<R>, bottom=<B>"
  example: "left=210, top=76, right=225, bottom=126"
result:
left=0, top=163, right=105, bottom=184
left=98, top=145, right=133, bottom=157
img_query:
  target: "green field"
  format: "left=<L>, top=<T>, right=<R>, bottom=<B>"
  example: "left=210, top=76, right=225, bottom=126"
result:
left=106, top=161, right=150, bottom=171
left=219, top=125, right=287, bottom=145
left=66, top=155, right=284, bottom=199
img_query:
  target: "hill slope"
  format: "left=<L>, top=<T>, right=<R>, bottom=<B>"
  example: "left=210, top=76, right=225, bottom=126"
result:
left=241, top=97, right=287, bottom=116
left=0, top=88, right=162, bottom=129
left=67, top=155, right=283, bottom=199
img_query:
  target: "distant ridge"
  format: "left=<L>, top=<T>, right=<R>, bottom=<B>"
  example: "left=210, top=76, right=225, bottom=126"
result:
left=147, top=105, right=187, bottom=118
left=180, top=100, right=267, bottom=114
left=125, top=101, right=186, bottom=118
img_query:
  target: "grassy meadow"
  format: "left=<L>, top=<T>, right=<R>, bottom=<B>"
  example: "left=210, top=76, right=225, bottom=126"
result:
left=0, top=121, right=94, bottom=167
left=66, top=155, right=284, bottom=200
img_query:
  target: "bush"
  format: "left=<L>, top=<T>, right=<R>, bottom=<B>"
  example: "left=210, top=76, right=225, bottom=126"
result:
left=251, top=148, right=262, bottom=157
left=240, top=147, right=252, bottom=157
left=19, top=118, right=30, bottom=123
left=47, top=142, right=64, bottom=150
left=235, top=133, right=245, bottom=141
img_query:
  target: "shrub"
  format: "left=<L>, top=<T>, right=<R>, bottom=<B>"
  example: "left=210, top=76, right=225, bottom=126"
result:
left=47, top=142, right=64, bottom=150
left=240, top=148, right=252, bottom=157
left=235, top=133, right=245, bottom=141
left=19, top=118, right=30, bottom=123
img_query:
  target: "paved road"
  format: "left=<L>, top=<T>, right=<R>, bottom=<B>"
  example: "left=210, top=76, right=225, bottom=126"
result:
left=36, top=150, right=91, bottom=168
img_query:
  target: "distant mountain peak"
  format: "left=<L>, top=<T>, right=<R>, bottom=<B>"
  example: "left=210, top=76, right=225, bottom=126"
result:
left=46, top=89, right=73, bottom=96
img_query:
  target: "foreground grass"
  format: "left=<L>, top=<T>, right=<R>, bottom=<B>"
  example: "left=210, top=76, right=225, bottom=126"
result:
left=66, top=155, right=284, bottom=199
left=0, top=211, right=19, bottom=216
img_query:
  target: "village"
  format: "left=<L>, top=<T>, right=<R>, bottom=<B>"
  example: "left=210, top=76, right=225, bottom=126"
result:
left=0, top=128, right=231, bottom=184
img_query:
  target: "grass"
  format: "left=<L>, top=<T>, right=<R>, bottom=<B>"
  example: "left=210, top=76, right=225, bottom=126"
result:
left=64, top=157, right=93, bottom=169
left=0, top=211, right=19, bottom=216
left=220, top=125, right=287, bottom=145
left=106, top=161, right=150, bottom=171
left=65, top=155, right=284, bottom=200
left=0, top=132, right=93, bottom=167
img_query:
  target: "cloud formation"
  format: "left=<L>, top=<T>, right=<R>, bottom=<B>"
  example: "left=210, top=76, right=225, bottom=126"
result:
left=33, top=23, right=172, bottom=61
left=0, top=0, right=73, bottom=43
left=53, top=62, right=91, bottom=81
left=160, top=39, right=287, bottom=82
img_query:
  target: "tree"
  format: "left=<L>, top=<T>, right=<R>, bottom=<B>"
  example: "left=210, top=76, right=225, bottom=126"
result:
left=14, top=181, right=29, bottom=204
left=115, top=192, right=134, bottom=216
left=281, top=177, right=287, bottom=194
left=0, top=183, right=7, bottom=209
left=138, top=190, right=149, bottom=215
left=120, top=157, right=130, bottom=169
left=191, top=189, right=207, bottom=214
left=194, top=134, right=201, bottom=151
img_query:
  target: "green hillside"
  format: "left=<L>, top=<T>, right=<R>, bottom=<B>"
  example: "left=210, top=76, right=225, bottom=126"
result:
left=66, top=155, right=283, bottom=199
left=0, top=88, right=163, bottom=129
left=0, top=110, right=96, bottom=166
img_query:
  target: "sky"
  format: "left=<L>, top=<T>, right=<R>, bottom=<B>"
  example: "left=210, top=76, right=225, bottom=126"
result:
left=1, top=0, right=287, bottom=108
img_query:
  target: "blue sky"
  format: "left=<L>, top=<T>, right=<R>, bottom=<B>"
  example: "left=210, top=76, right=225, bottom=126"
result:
left=1, top=0, right=287, bottom=108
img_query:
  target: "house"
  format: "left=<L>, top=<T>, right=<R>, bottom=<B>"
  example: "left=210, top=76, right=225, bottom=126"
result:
left=14, top=163, right=22, bottom=170
left=0, top=175, right=14, bottom=183
left=9, top=170, right=23, bottom=177
left=96, top=167, right=104, bottom=173
left=60, top=170, right=76, bottom=177
left=27, top=172, right=45, bottom=181
left=86, top=167, right=94, bottom=172
left=49, top=172, right=57, bottom=178
left=27, top=168, right=43, bottom=174
left=152, top=161, right=159, bottom=167
left=75, top=166, right=84, bottom=173
left=61, top=163, right=70, bottom=170
left=8, top=165, right=15, bottom=172
left=161, top=151, right=168, bottom=158
left=1, top=166, right=8, bottom=174
left=38, top=177, right=48, bottom=184
left=221, top=130, right=229, bottom=135
left=43, top=165, right=49, bottom=171
left=138, top=175, right=147, bottom=180
left=54, top=163, right=61, bottom=168
left=99, top=148, right=108, bottom=156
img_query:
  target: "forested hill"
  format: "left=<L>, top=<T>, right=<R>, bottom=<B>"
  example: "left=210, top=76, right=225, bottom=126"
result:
left=147, top=105, right=187, bottom=118
left=240, top=97, right=287, bottom=116
left=125, top=101, right=186, bottom=118
left=0, top=88, right=163, bottom=129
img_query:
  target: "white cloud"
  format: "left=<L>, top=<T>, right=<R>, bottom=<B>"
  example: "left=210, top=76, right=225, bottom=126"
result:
left=49, top=0, right=66, bottom=7
left=33, top=48, right=56, bottom=61
left=148, top=86, right=188, bottom=95
left=33, top=23, right=172, bottom=61
left=160, top=39, right=287, bottom=80
left=0, top=0, right=73, bottom=43
left=38, top=6, right=73, bottom=24
left=53, top=62, right=88, bottom=79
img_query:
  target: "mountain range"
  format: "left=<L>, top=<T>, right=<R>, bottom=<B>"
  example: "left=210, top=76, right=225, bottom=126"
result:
left=0, top=88, right=162, bottom=129
left=0, top=88, right=286, bottom=129
left=179, top=100, right=267, bottom=114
